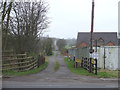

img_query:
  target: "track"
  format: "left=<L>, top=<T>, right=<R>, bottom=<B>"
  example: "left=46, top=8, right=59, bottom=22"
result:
left=2, top=51, right=118, bottom=88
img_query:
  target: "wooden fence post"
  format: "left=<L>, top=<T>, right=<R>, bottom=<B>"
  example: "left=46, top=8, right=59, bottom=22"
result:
left=89, top=58, right=92, bottom=73
left=38, top=54, right=40, bottom=68
left=81, top=57, right=83, bottom=68
left=81, top=59, right=83, bottom=68
left=83, top=58, right=84, bottom=69
left=73, top=56, right=75, bottom=68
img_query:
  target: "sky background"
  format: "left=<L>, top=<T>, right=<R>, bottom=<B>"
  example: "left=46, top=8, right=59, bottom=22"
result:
left=44, top=0, right=119, bottom=39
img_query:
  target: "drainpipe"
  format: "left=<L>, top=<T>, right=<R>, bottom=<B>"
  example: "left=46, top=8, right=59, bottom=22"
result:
left=95, top=40, right=97, bottom=52
left=104, top=47, right=106, bottom=69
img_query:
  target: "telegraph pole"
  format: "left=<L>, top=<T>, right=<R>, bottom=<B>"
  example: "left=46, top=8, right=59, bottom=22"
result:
left=90, top=0, right=95, bottom=54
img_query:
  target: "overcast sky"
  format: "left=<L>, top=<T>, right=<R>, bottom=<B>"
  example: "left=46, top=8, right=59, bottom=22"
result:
left=44, top=0, right=119, bottom=39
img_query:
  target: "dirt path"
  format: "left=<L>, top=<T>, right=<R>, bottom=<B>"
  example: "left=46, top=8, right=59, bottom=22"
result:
left=2, top=51, right=118, bottom=88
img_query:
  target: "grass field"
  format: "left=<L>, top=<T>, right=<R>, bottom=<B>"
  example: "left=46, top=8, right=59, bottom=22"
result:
left=64, top=57, right=118, bottom=78
left=3, top=57, right=49, bottom=76
left=54, top=61, right=59, bottom=72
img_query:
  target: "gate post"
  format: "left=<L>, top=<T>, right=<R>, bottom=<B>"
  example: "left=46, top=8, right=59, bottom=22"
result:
left=89, top=58, right=92, bottom=73
left=73, top=56, right=75, bottom=68
left=81, top=57, right=83, bottom=68
left=38, top=54, right=41, bottom=68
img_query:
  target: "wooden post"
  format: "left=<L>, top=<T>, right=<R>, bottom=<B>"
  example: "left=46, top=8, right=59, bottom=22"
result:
left=73, top=56, right=75, bottom=68
left=38, top=54, right=40, bottom=68
left=83, top=58, right=85, bottom=69
left=89, top=58, right=92, bottom=73
left=82, top=58, right=84, bottom=68
left=81, top=59, right=83, bottom=68
left=90, top=0, right=95, bottom=54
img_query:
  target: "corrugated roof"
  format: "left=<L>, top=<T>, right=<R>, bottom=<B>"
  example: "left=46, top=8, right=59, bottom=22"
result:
left=77, top=32, right=118, bottom=46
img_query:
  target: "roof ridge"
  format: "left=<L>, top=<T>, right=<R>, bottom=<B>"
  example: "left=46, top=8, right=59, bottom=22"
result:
left=77, top=32, right=118, bottom=45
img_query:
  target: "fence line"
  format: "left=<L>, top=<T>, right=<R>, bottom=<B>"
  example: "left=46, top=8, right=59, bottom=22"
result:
left=75, top=57, right=97, bottom=75
left=2, top=51, right=45, bottom=72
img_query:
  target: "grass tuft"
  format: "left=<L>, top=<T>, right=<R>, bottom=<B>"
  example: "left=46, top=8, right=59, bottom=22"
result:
left=54, top=61, right=59, bottom=72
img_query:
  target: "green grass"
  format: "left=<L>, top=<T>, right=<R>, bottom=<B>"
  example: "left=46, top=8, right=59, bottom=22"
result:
left=54, top=61, right=59, bottom=72
left=3, top=59, right=49, bottom=76
left=64, top=57, right=118, bottom=78
left=52, top=51, right=54, bottom=56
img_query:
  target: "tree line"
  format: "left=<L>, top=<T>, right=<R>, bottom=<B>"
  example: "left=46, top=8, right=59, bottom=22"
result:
left=56, top=39, right=66, bottom=51
left=1, top=1, right=53, bottom=56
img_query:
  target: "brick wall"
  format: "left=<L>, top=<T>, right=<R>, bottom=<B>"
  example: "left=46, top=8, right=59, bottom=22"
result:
left=77, top=42, right=87, bottom=48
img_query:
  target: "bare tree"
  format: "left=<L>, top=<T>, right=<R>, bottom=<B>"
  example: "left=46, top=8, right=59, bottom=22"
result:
left=1, top=0, right=50, bottom=53
left=1, top=1, right=13, bottom=51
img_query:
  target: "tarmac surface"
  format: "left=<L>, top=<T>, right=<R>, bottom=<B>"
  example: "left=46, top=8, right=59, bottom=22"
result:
left=2, top=51, right=118, bottom=88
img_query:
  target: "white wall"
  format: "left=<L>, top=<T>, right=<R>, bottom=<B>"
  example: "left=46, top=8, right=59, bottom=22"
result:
left=97, top=46, right=120, bottom=70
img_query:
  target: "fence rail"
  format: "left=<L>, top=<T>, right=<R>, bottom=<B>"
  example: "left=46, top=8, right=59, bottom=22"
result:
left=82, top=58, right=90, bottom=71
left=2, top=51, right=45, bottom=72
left=66, top=46, right=97, bottom=75
left=75, top=57, right=97, bottom=75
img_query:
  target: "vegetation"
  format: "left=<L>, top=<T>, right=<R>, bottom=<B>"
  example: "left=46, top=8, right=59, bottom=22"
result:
left=3, top=57, right=49, bottom=76
left=1, top=2, right=13, bottom=51
left=64, top=57, right=118, bottom=78
left=56, top=39, right=66, bottom=51
left=42, top=37, right=53, bottom=56
left=65, top=38, right=76, bottom=47
left=1, top=1, right=51, bottom=55
left=54, top=61, right=59, bottom=72
left=28, top=52, right=38, bottom=59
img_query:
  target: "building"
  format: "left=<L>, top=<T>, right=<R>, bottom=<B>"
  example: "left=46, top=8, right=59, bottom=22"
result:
left=75, top=32, right=119, bottom=70
left=76, top=32, right=118, bottom=48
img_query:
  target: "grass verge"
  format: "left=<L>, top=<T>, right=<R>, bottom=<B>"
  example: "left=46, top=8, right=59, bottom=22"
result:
left=54, top=61, right=59, bottom=72
left=3, top=57, right=49, bottom=76
left=64, top=57, right=118, bottom=78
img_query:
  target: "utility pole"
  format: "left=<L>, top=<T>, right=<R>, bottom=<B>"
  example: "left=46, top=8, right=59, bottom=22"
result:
left=90, top=0, right=95, bottom=54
